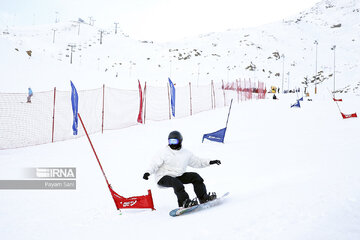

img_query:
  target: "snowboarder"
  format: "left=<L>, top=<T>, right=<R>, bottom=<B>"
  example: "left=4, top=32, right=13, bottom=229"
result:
left=27, top=87, right=33, bottom=103
left=143, top=130, right=221, bottom=208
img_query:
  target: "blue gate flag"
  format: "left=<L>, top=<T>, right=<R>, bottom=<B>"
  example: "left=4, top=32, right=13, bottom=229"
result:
left=168, top=78, right=175, bottom=117
left=202, top=128, right=227, bottom=143
left=291, top=100, right=301, bottom=108
left=202, top=99, right=233, bottom=143
left=298, top=97, right=303, bottom=101
left=70, top=81, right=79, bottom=135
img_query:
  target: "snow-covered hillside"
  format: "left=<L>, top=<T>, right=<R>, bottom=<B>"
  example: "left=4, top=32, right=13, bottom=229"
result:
left=1, top=0, right=360, bottom=239
left=1, top=0, right=360, bottom=94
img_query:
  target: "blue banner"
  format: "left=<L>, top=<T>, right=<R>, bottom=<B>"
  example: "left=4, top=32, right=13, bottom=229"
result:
left=168, top=78, right=175, bottom=117
left=70, top=81, right=79, bottom=135
left=291, top=100, right=301, bottom=108
left=202, top=128, right=227, bottom=143
left=202, top=99, right=233, bottom=144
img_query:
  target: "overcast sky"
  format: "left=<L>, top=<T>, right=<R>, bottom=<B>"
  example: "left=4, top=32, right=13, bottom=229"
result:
left=0, top=0, right=320, bottom=41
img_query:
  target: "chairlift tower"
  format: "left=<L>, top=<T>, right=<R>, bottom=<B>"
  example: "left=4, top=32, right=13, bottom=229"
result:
left=331, top=45, right=336, bottom=95
left=114, top=22, right=119, bottom=34
left=52, top=29, right=57, bottom=43
left=99, top=30, right=104, bottom=44
left=68, top=44, right=76, bottom=64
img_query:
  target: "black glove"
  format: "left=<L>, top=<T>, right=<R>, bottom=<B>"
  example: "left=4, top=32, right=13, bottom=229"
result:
left=143, top=172, right=150, bottom=180
left=210, top=160, right=221, bottom=165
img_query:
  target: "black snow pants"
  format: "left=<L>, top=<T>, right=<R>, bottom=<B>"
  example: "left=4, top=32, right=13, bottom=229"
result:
left=157, top=172, right=207, bottom=207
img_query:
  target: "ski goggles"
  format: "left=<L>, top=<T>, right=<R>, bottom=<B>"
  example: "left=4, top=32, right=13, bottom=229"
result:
left=168, top=138, right=180, bottom=145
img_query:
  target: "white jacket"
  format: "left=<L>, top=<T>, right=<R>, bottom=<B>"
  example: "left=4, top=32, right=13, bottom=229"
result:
left=147, top=146, right=210, bottom=183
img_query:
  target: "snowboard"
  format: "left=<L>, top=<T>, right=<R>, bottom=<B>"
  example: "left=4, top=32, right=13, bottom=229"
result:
left=169, top=192, right=229, bottom=217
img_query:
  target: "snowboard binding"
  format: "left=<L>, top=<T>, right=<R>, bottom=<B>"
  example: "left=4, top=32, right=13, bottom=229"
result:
left=199, top=192, right=217, bottom=204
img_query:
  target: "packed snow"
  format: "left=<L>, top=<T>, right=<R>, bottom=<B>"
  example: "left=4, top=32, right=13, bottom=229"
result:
left=1, top=0, right=360, bottom=239
left=0, top=91, right=359, bottom=240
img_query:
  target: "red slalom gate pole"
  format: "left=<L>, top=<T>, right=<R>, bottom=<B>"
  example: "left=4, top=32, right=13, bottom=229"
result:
left=78, top=113, right=110, bottom=186
left=77, top=113, right=155, bottom=211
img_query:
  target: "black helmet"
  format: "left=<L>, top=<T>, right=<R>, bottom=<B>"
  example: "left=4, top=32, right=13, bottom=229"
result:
left=168, top=131, right=183, bottom=150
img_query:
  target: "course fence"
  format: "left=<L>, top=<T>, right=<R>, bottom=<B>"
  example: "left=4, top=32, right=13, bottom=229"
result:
left=0, top=79, right=266, bottom=150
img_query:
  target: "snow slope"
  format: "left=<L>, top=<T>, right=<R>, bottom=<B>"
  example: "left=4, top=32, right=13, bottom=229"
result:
left=1, top=0, right=360, bottom=239
left=1, top=0, right=360, bottom=93
left=0, top=90, right=359, bottom=240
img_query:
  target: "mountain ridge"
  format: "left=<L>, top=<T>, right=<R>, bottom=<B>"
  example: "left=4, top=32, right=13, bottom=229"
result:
left=1, top=0, right=359, bottom=94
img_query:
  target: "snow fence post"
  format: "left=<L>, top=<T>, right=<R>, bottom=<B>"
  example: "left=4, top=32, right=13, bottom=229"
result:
left=51, top=87, right=56, bottom=143
left=137, top=80, right=144, bottom=124
left=236, top=80, right=239, bottom=103
left=144, top=82, right=147, bottom=124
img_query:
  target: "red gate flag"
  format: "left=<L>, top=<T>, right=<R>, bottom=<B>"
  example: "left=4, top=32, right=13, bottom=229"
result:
left=333, top=98, right=343, bottom=102
left=341, top=112, right=357, bottom=119
left=77, top=113, right=155, bottom=211
left=110, top=188, right=155, bottom=210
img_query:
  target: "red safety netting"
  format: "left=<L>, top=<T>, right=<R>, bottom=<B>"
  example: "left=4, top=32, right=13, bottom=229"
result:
left=0, top=79, right=264, bottom=150
left=103, top=87, right=139, bottom=130
left=0, top=91, right=54, bottom=149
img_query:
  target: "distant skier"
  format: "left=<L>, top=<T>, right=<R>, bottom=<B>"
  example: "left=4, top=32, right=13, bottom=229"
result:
left=27, top=87, right=33, bottom=103
left=143, top=130, right=221, bottom=208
